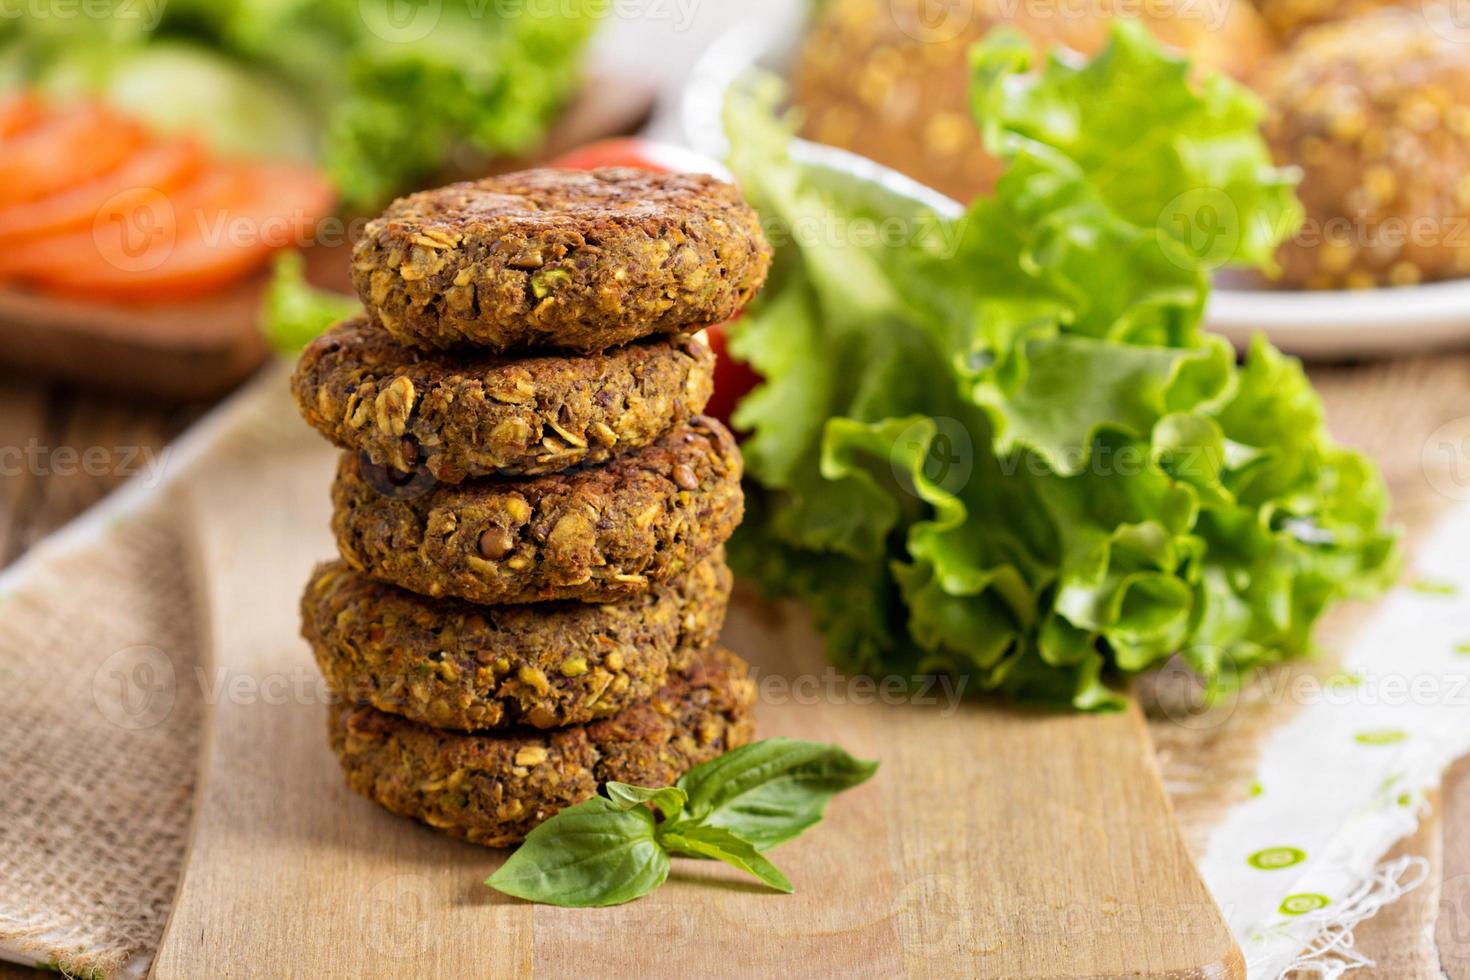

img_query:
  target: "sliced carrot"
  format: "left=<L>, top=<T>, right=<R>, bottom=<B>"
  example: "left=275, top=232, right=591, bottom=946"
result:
left=0, top=93, right=47, bottom=140
left=4, top=162, right=336, bottom=303
left=0, top=136, right=206, bottom=246
left=0, top=104, right=148, bottom=207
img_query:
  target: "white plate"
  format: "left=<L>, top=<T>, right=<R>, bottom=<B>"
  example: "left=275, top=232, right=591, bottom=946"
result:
left=683, top=18, right=1470, bottom=360
left=1205, top=276, right=1470, bottom=358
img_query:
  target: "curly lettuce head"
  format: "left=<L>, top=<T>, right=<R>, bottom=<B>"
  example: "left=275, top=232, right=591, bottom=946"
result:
left=724, top=24, right=1396, bottom=709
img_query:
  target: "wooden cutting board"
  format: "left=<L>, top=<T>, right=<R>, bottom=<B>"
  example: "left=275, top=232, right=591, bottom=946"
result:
left=0, top=74, right=655, bottom=402
left=155, top=412, right=1242, bottom=979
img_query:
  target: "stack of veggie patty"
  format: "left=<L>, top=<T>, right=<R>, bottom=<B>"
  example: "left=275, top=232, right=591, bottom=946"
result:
left=290, top=168, right=773, bottom=847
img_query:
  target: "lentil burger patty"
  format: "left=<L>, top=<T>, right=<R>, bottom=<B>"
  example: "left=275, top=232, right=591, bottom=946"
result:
left=331, top=416, right=743, bottom=605
left=329, top=646, right=756, bottom=847
left=351, top=168, right=772, bottom=352
left=303, top=552, right=732, bottom=731
left=291, top=314, right=716, bottom=482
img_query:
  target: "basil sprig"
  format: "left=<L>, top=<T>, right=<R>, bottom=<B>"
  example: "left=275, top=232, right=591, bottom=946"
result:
left=486, top=739, right=878, bottom=907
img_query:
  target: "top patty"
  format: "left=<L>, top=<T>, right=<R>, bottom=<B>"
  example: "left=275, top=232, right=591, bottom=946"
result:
left=351, top=168, right=772, bottom=353
left=290, top=314, right=715, bottom=482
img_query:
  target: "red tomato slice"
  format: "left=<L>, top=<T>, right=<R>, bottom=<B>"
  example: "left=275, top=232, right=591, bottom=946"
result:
left=554, top=139, right=757, bottom=429
left=550, top=138, right=728, bottom=179
left=0, top=136, right=206, bottom=246
left=0, top=165, right=245, bottom=280
left=0, top=93, right=46, bottom=140
left=7, top=162, right=336, bottom=303
left=0, top=104, right=148, bottom=206
left=704, top=322, right=761, bottom=431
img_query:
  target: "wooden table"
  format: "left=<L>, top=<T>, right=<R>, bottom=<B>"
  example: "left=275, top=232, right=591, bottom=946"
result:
left=0, top=352, right=1466, bottom=978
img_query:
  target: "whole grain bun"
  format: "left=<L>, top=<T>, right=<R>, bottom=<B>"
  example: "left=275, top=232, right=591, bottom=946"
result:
left=1256, top=7, right=1470, bottom=288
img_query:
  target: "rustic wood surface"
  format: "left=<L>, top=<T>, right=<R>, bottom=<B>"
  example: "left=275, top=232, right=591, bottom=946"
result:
left=1, top=348, right=1468, bottom=976
left=150, top=408, right=1239, bottom=979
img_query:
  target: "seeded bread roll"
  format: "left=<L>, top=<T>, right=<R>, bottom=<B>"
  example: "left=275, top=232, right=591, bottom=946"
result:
left=351, top=168, right=771, bottom=352
left=302, top=552, right=732, bottom=731
left=331, top=417, right=743, bottom=605
left=292, top=314, right=715, bottom=481
left=328, top=646, right=757, bottom=847
left=1256, top=7, right=1470, bottom=289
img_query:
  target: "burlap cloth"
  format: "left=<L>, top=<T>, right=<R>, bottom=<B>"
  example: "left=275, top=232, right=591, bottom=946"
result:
left=0, top=356, right=1459, bottom=978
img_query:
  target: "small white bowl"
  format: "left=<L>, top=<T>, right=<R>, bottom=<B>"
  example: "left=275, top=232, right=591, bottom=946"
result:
left=683, top=17, right=1470, bottom=360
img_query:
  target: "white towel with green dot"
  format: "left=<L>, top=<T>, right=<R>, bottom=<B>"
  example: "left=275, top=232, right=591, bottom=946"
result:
left=1199, top=507, right=1470, bottom=978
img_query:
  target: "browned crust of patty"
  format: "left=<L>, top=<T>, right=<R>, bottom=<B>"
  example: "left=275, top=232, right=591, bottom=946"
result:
left=302, top=552, right=732, bottom=731
left=291, top=314, right=716, bottom=482
left=331, top=416, right=743, bottom=605
left=327, top=646, right=756, bottom=847
left=351, top=168, right=772, bottom=353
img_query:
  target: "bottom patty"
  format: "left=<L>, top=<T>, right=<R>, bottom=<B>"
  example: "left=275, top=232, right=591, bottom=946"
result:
left=328, top=646, right=756, bottom=847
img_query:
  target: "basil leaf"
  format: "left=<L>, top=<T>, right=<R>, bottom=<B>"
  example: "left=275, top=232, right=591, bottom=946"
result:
left=605, top=782, right=687, bottom=821
left=673, top=739, right=879, bottom=850
left=661, top=826, right=794, bottom=894
left=485, top=797, right=669, bottom=908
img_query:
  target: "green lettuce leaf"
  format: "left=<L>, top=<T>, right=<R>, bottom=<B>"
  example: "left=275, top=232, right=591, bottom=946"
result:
left=2, top=0, right=596, bottom=209
left=723, top=24, right=1396, bottom=709
left=260, top=251, right=359, bottom=354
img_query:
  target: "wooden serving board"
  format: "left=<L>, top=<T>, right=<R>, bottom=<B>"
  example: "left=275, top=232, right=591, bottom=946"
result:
left=155, top=412, right=1241, bottom=979
left=0, top=74, right=655, bottom=402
